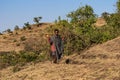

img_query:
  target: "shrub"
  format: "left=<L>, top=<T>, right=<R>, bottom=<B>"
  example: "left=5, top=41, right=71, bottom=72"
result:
left=0, top=32, right=3, bottom=35
left=20, top=36, right=26, bottom=41
left=20, top=52, right=37, bottom=62
left=16, top=43, right=20, bottom=46
left=14, top=25, right=20, bottom=31
left=24, top=34, right=49, bottom=54
left=24, top=22, right=31, bottom=29
left=3, top=36, right=7, bottom=39
left=13, top=65, right=21, bottom=72
left=13, top=39, right=17, bottom=42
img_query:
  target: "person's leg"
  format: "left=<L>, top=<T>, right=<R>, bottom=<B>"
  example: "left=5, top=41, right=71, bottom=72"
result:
left=58, top=53, right=62, bottom=59
left=51, top=51, right=57, bottom=63
left=53, top=55, right=57, bottom=63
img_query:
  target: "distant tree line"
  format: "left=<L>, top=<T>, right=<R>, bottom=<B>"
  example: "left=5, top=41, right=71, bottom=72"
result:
left=1, top=16, right=42, bottom=33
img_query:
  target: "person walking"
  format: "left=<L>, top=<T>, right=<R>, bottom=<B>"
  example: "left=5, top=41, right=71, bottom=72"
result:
left=47, top=29, right=64, bottom=63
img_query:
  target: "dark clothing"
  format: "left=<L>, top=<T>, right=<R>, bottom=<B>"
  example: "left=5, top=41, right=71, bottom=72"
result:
left=49, top=35, right=64, bottom=63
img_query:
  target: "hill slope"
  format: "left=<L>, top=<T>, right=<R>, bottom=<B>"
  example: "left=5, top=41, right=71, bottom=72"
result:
left=0, top=23, right=51, bottom=52
left=0, top=18, right=106, bottom=53
left=0, top=37, right=120, bottom=80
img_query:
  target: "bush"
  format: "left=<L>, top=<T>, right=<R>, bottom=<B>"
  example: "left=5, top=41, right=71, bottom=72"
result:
left=13, top=39, right=17, bottom=42
left=20, top=36, right=26, bottom=41
left=20, top=52, right=37, bottom=62
left=16, top=43, right=20, bottom=46
left=0, top=50, right=48, bottom=70
left=14, top=25, right=20, bottom=31
left=24, top=34, right=49, bottom=54
left=0, top=32, right=3, bottom=35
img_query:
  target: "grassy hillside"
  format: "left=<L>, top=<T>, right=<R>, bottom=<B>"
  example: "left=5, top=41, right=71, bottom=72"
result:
left=0, top=37, right=120, bottom=80
left=0, top=18, right=120, bottom=80
left=0, top=23, right=52, bottom=52
left=0, top=2, right=120, bottom=79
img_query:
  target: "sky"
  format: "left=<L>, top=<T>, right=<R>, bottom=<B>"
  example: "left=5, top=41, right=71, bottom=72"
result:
left=0, top=0, right=118, bottom=32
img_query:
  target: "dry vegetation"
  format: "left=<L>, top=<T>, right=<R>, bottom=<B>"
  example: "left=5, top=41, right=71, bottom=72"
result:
left=0, top=36, right=120, bottom=80
left=0, top=23, right=51, bottom=52
left=94, top=17, right=107, bottom=27
left=0, top=21, right=120, bottom=79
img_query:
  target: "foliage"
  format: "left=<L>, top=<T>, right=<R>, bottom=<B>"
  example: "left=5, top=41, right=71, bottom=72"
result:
left=24, top=22, right=31, bottom=29
left=20, top=36, right=26, bottom=41
left=24, top=33, right=49, bottom=54
left=3, top=29, right=12, bottom=33
left=1, top=2, right=120, bottom=70
left=0, top=50, right=47, bottom=70
left=14, top=25, right=20, bottom=31
left=0, top=32, right=3, bottom=35
left=67, top=5, right=96, bottom=27
left=116, top=0, right=120, bottom=13
left=46, top=4, right=120, bottom=55
left=101, top=12, right=110, bottom=22
left=33, top=17, right=42, bottom=24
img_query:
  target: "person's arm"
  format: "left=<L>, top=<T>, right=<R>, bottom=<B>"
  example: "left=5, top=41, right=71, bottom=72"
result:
left=61, top=36, right=64, bottom=53
left=46, top=34, right=52, bottom=45
left=49, top=37, right=53, bottom=45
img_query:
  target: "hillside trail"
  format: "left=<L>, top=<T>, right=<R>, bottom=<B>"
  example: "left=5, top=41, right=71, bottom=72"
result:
left=0, top=37, right=120, bottom=80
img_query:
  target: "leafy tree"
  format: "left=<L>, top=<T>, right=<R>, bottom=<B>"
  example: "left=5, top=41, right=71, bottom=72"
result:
left=33, top=17, right=42, bottom=24
left=116, top=0, right=120, bottom=13
left=14, top=25, right=19, bottom=31
left=6, top=29, right=12, bottom=33
left=106, top=0, right=120, bottom=28
left=67, top=5, right=96, bottom=27
left=0, top=32, right=2, bottom=35
left=54, top=19, right=57, bottom=24
left=58, top=16, right=61, bottom=21
left=101, top=12, right=110, bottom=22
left=24, top=22, right=31, bottom=29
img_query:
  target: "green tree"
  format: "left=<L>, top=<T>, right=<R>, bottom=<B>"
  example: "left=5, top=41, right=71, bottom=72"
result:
left=6, top=29, right=12, bottom=33
left=101, top=12, right=110, bottom=20
left=107, top=0, right=120, bottom=28
left=67, top=5, right=96, bottom=27
left=14, top=25, right=20, bottom=31
left=33, top=17, right=42, bottom=24
left=24, top=22, right=31, bottom=29
left=58, top=16, right=61, bottom=21
left=0, top=32, right=2, bottom=35
left=116, top=0, right=120, bottom=13
left=54, top=19, right=57, bottom=24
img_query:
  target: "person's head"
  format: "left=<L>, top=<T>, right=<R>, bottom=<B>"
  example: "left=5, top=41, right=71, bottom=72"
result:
left=54, top=29, right=59, bottom=36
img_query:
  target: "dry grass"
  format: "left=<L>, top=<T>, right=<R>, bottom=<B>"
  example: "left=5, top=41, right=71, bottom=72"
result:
left=0, top=23, right=51, bottom=52
left=94, top=17, right=106, bottom=27
left=0, top=37, right=120, bottom=80
left=0, top=22, right=120, bottom=80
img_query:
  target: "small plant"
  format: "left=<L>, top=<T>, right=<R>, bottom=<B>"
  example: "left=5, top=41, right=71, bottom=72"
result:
left=16, top=43, right=20, bottom=46
left=7, top=29, right=12, bottom=33
left=24, top=22, right=31, bottom=29
left=23, top=26, right=26, bottom=30
left=33, top=17, right=42, bottom=24
left=14, top=25, right=20, bottom=31
left=15, top=32, right=18, bottom=35
left=0, top=32, right=3, bottom=35
left=33, top=17, right=42, bottom=27
left=3, top=36, right=7, bottom=39
left=20, top=36, right=26, bottom=41
left=13, top=65, right=21, bottom=72
left=20, top=52, right=38, bottom=62
left=13, top=39, right=17, bottom=42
